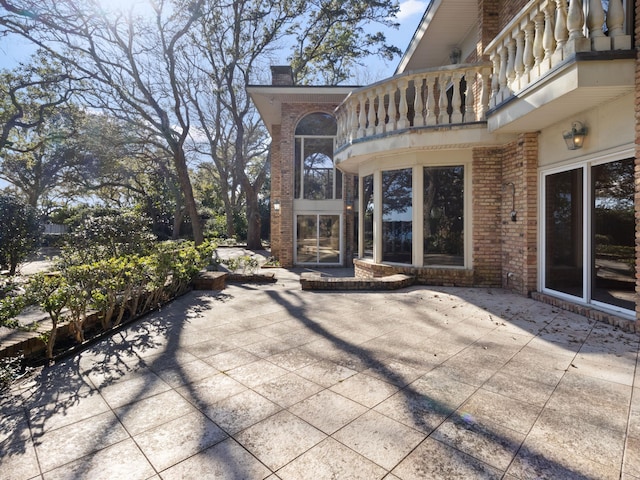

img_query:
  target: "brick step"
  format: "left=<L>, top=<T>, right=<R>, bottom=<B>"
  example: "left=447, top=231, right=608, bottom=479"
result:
left=300, top=272, right=415, bottom=291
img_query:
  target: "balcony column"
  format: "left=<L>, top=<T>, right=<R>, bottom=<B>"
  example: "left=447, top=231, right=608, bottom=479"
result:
left=542, top=2, right=556, bottom=73
left=464, top=70, right=475, bottom=122
left=607, top=0, right=631, bottom=49
left=553, top=0, right=568, bottom=61
left=426, top=75, right=437, bottom=126
left=413, top=78, right=425, bottom=127
left=514, top=30, right=525, bottom=91
left=523, top=20, right=535, bottom=83
left=376, top=87, right=386, bottom=135
left=479, top=67, right=491, bottom=120
left=366, top=90, right=376, bottom=137
left=349, top=97, right=359, bottom=143
left=437, top=73, right=450, bottom=124
left=357, top=94, right=367, bottom=138
left=490, top=54, right=500, bottom=108
left=565, top=0, right=590, bottom=55
left=386, top=82, right=397, bottom=132
left=587, top=0, right=609, bottom=51
left=532, top=12, right=545, bottom=79
left=397, top=78, right=410, bottom=129
left=451, top=72, right=463, bottom=124
left=498, top=45, right=509, bottom=103
left=506, top=38, right=516, bottom=93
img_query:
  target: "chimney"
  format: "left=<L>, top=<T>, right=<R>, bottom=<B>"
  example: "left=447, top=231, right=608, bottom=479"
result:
left=271, top=65, right=294, bottom=86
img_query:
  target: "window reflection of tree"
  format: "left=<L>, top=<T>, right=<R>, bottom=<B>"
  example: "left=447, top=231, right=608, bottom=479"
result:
left=423, top=166, right=464, bottom=265
left=303, top=150, right=334, bottom=199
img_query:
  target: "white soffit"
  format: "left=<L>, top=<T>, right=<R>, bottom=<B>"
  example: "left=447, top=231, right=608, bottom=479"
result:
left=247, top=86, right=353, bottom=135
left=396, top=0, right=478, bottom=74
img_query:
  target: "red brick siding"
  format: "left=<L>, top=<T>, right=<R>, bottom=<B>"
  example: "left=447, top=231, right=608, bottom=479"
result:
left=498, top=0, right=530, bottom=32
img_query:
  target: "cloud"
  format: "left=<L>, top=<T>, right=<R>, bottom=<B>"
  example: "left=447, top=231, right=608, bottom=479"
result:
left=396, top=0, right=428, bottom=21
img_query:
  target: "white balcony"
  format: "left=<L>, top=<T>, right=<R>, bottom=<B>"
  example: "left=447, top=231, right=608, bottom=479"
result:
left=334, top=63, right=497, bottom=172
left=485, top=0, right=635, bottom=133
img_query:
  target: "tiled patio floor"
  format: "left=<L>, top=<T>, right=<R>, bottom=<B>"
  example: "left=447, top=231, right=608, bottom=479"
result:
left=1, top=267, right=639, bottom=479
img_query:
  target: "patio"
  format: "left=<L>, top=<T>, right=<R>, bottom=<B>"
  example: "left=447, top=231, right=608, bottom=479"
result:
left=1, top=265, right=639, bottom=479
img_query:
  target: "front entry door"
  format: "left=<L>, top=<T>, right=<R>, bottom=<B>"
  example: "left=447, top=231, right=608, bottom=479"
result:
left=295, top=214, right=342, bottom=265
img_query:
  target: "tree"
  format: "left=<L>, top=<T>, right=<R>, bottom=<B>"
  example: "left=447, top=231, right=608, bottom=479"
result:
left=186, top=0, right=400, bottom=248
left=0, top=0, right=205, bottom=243
left=0, top=194, right=42, bottom=275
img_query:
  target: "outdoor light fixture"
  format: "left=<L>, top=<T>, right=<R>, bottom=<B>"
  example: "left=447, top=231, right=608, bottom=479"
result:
left=272, top=199, right=281, bottom=212
left=562, top=121, right=587, bottom=150
left=449, top=47, right=461, bottom=64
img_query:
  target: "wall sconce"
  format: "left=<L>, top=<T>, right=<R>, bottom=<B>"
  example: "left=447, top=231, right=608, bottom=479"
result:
left=449, top=47, right=461, bottom=65
left=562, top=121, right=588, bottom=150
left=272, top=199, right=280, bottom=212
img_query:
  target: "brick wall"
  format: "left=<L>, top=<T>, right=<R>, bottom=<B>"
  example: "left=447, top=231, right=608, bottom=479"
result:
left=498, top=0, right=530, bottom=32
left=477, top=0, right=499, bottom=60
left=271, top=102, right=345, bottom=267
left=500, top=133, right=539, bottom=295
left=472, top=146, right=503, bottom=286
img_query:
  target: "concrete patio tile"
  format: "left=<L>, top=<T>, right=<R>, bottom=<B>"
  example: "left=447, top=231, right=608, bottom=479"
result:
left=235, top=410, right=326, bottom=471
left=182, top=338, right=233, bottom=359
left=527, top=408, right=625, bottom=470
left=226, top=359, right=288, bottom=388
left=498, top=351, right=568, bottom=387
left=175, top=372, right=247, bottom=408
left=391, top=437, right=503, bottom=479
left=432, top=414, right=525, bottom=471
left=133, top=411, right=227, bottom=471
left=143, top=350, right=201, bottom=371
left=0, top=411, right=40, bottom=480
left=242, top=337, right=296, bottom=358
left=629, top=388, right=640, bottom=438
left=625, top=436, right=640, bottom=478
left=224, top=330, right=270, bottom=348
left=266, top=347, right=319, bottom=371
left=360, top=359, right=424, bottom=387
left=151, top=358, right=220, bottom=388
left=289, top=389, right=368, bottom=435
left=333, top=410, right=425, bottom=470
left=432, top=356, right=501, bottom=387
left=253, top=371, right=323, bottom=408
left=93, top=369, right=172, bottom=408
left=295, top=359, right=357, bottom=388
left=159, top=437, right=271, bottom=480
left=34, top=410, right=129, bottom=473
left=28, top=391, right=111, bottom=434
left=204, top=390, right=281, bottom=435
left=329, top=373, right=399, bottom=408
left=41, top=439, right=154, bottom=480
left=507, top=436, right=621, bottom=480
left=482, top=370, right=558, bottom=406
left=277, top=437, right=386, bottom=480
left=202, top=348, right=260, bottom=372
left=569, top=354, right=637, bottom=386
left=456, top=389, right=542, bottom=435
left=545, top=372, right=632, bottom=432
left=113, top=389, right=197, bottom=436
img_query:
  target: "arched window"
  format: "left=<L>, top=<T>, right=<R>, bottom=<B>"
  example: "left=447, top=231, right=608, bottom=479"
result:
left=294, top=113, right=342, bottom=200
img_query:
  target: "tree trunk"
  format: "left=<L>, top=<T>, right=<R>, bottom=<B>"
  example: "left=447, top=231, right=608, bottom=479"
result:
left=173, top=148, right=203, bottom=245
left=245, top=186, right=262, bottom=249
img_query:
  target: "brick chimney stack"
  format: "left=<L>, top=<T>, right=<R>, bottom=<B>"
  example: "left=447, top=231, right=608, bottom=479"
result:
left=271, top=65, right=294, bottom=86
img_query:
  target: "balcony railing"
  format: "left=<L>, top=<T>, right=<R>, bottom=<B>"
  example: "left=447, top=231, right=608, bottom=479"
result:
left=485, top=0, right=632, bottom=108
left=335, top=64, right=492, bottom=151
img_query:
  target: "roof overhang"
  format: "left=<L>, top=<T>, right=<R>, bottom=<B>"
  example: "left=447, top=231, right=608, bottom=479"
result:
left=395, top=0, right=478, bottom=74
left=247, top=85, right=355, bottom=135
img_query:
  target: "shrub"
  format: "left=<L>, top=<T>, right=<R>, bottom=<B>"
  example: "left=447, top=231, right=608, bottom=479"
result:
left=0, top=194, right=43, bottom=275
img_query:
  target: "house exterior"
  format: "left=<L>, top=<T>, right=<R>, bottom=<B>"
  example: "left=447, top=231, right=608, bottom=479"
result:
left=248, top=0, right=638, bottom=330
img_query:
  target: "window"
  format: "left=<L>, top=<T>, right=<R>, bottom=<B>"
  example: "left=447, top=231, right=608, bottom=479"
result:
left=296, top=214, right=341, bottom=264
left=382, top=168, right=412, bottom=264
left=543, top=157, right=634, bottom=314
left=294, top=113, right=342, bottom=200
left=423, top=166, right=464, bottom=266
left=362, top=175, right=374, bottom=258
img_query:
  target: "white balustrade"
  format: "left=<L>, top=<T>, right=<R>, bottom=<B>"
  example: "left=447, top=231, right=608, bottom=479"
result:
left=486, top=0, right=631, bottom=108
left=335, top=64, right=491, bottom=150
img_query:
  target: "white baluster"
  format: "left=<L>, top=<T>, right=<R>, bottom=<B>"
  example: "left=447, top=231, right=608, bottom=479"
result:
left=386, top=82, right=397, bottom=132
left=567, top=0, right=591, bottom=54
left=506, top=38, right=516, bottom=91
left=436, top=75, right=447, bottom=124
left=490, top=53, right=500, bottom=107
left=366, top=91, right=376, bottom=137
left=554, top=0, right=568, bottom=59
left=498, top=45, right=509, bottom=102
left=607, top=0, right=631, bottom=49
left=514, top=30, right=525, bottom=90
left=376, top=87, right=386, bottom=135
left=523, top=21, right=535, bottom=81
left=480, top=67, right=491, bottom=120
left=451, top=72, right=463, bottom=124
left=426, top=75, right=436, bottom=126
left=397, top=78, right=409, bottom=129
left=533, top=11, right=545, bottom=75
left=413, top=77, right=425, bottom=127
left=357, top=94, right=366, bottom=138
left=464, top=70, right=475, bottom=123
left=542, top=3, right=556, bottom=71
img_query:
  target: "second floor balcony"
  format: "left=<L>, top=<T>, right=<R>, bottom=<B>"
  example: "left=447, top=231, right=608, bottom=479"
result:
left=334, top=0, right=635, bottom=169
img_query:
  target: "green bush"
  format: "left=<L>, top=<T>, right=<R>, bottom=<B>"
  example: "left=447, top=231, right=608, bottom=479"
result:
left=0, top=194, right=43, bottom=275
